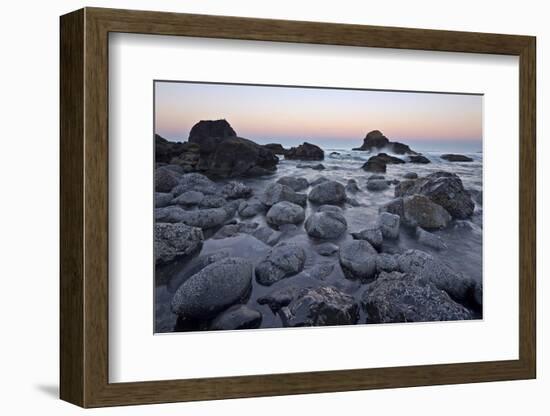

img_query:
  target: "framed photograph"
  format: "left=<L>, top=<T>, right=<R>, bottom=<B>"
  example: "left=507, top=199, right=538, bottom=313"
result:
left=60, top=7, right=536, bottom=408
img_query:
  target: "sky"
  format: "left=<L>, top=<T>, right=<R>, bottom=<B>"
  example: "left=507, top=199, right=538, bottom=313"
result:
left=154, top=81, right=483, bottom=152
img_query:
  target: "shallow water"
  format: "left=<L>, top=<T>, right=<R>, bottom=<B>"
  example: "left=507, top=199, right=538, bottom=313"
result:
left=155, top=149, right=483, bottom=332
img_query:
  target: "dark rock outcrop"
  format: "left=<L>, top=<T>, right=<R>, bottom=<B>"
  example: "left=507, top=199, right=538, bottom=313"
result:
left=154, top=223, right=204, bottom=265
left=353, top=130, right=417, bottom=155
left=285, top=142, right=324, bottom=160
left=255, top=243, right=306, bottom=286
left=305, top=209, right=347, bottom=240
left=401, top=195, right=452, bottom=229
left=441, top=154, right=474, bottom=162
left=308, top=180, right=347, bottom=205
left=261, top=183, right=307, bottom=207
left=339, top=240, right=378, bottom=280
left=276, top=176, right=309, bottom=192
left=408, top=155, right=431, bottom=164
left=266, top=201, right=306, bottom=228
left=263, top=143, right=288, bottom=155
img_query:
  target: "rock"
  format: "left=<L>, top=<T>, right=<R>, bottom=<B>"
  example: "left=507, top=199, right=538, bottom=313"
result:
left=397, top=249, right=476, bottom=302
left=417, top=228, right=447, bottom=250
left=279, top=224, right=298, bottom=233
left=171, top=173, right=218, bottom=196
left=155, top=167, right=180, bottom=192
left=280, top=286, right=360, bottom=327
left=168, top=142, right=201, bottom=172
left=155, top=192, right=173, bottom=208
left=308, top=180, right=347, bottom=205
left=255, top=243, right=306, bottom=286
left=212, top=222, right=259, bottom=239
left=330, top=151, right=341, bottom=156
left=310, top=176, right=329, bottom=186
left=297, top=163, right=325, bottom=170
left=305, top=210, right=347, bottom=240
left=285, top=142, right=324, bottom=160
left=172, top=190, right=204, bottom=206
left=351, top=227, right=383, bottom=250
left=209, top=305, right=262, bottom=330
left=361, top=272, right=472, bottom=323
left=408, top=155, right=431, bottom=164
left=353, top=130, right=416, bottom=154
left=378, top=212, right=400, bottom=239
left=221, top=199, right=240, bottom=219
left=369, top=174, right=385, bottom=180
left=221, top=181, right=252, bottom=199
left=257, top=285, right=303, bottom=312
left=261, top=183, right=307, bottom=207
left=188, top=119, right=237, bottom=150
left=304, top=263, right=335, bottom=280
left=171, top=257, right=253, bottom=319
left=315, top=242, right=339, bottom=256
left=380, top=197, right=404, bottom=217
left=199, top=195, right=227, bottom=208
left=238, top=198, right=266, bottom=217
left=373, top=153, right=406, bottom=164
left=154, top=223, right=204, bottom=265
left=375, top=253, right=400, bottom=273
left=277, top=176, right=309, bottom=191
left=155, top=134, right=191, bottom=164
left=263, top=143, right=288, bottom=155
left=394, top=180, right=416, bottom=197
left=266, top=201, right=305, bottom=228
left=403, top=172, right=418, bottom=179
left=252, top=226, right=282, bottom=246
left=361, top=156, right=386, bottom=173
left=366, top=179, right=390, bottom=191
left=397, top=171, right=474, bottom=219
left=401, top=195, right=452, bottom=229
left=345, top=179, right=360, bottom=193
left=155, top=206, right=227, bottom=229
left=441, top=154, right=474, bottom=162
left=318, top=205, right=343, bottom=213
left=345, top=197, right=361, bottom=207
left=339, top=240, right=378, bottom=280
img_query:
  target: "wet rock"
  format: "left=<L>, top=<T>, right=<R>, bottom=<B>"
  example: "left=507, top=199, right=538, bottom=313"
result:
left=221, top=199, right=241, bottom=220
left=257, top=285, right=303, bottom=311
left=263, top=143, right=288, bottom=155
left=210, top=305, right=263, bottom=330
left=366, top=179, right=390, bottom=191
left=395, top=180, right=416, bottom=197
left=154, top=223, right=204, bottom=265
left=155, top=206, right=227, bottom=229
left=375, top=253, right=400, bottom=273
left=305, top=210, right=347, bottom=240
left=378, top=212, right=400, bottom=239
left=221, top=181, right=253, bottom=199
left=297, top=163, right=325, bottom=170
left=280, top=286, right=360, bottom=327
left=252, top=226, right=282, bottom=246
left=155, top=134, right=192, bottom=165
left=266, top=201, right=305, bottom=228
left=261, top=183, right=307, bottom=207
left=380, top=197, right=404, bottom=217
left=285, top=142, right=324, bottom=160
left=318, top=205, right=343, bottom=214
left=238, top=198, right=266, bottom=217
left=346, top=197, right=361, bottom=207
left=339, top=240, right=378, bottom=280
left=403, top=172, right=418, bottom=179
left=352, top=130, right=416, bottom=155
left=171, top=173, right=218, bottom=196
left=188, top=119, right=237, bottom=147
left=310, top=176, right=330, bottom=186
left=369, top=174, right=385, bottom=180
left=416, top=228, right=447, bottom=251
left=361, top=156, right=386, bottom=173
left=398, top=171, right=474, bottom=219
left=171, top=257, right=253, bottom=319
left=330, top=151, right=341, bottom=156
left=155, top=192, right=173, bottom=208
left=409, top=155, right=431, bottom=164
left=362, top=272, right=472, bottom=323
left=441, top=154, right=473, bottom=162
left=351, top=227, right=383, bottom=250
left=172, top=190, right=204, bottom=206
left=304, top=262, right=335, bottom=280
left=308, top=180, right=347, bottom=205
left=345, top=179, right=360, bottom=193
left=277, top=176, right=309, bottom=192
left=374, top=153, right=406, bottom=164
left=255, top=243, right=306, bottom=286
left=401, top=195, right=452, bottom=229
left=155, top=167, right=180, bottom=192
left=199, top=195, right=227, bottom=208
left=212, top=222, right=259, bottom=239
left=315, top=242, right=339, bottom=256
left=397, top=249, right=475, bottom=302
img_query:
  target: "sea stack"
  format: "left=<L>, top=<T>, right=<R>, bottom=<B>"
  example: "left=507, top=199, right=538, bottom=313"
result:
left=353, top=130, right=417, bottom=155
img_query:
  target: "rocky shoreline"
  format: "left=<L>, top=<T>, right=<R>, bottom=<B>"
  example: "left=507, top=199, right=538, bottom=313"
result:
left=155, top=120, right=482, bottom=332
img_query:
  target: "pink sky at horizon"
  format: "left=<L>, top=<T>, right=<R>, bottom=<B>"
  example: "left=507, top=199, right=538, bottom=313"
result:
left=154, top=81, right=483, bottom=150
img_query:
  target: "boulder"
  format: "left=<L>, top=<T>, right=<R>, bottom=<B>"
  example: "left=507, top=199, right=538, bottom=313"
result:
left=369, top=174, right=385, bottom=180
left=168, top=142, right=201, bottom=172
left=397, top=171, right=474, bottom=219
left=212, top=222, right=259, bottom=239
left=263, top=143, right=288, bottom=155
left=199, top=195, right=227, bottom=208
left=155, top=134, right=190, bottom=164
left=375, top=253, right=400, bottom=273
left=209, top=305, right=263, bottom=330
left=296, top=163, right=325, bottom=170
left=345, top=179, right=360, bottom=193
left=330, top=151, right=341, bottom=157
left=172, top=190, right=204, bottom=206
left=362, top=272, right=472, bottom=323
left=188, top=119, right=237, bottom=149
left=378, top=212, right=400, bottom=239
left=276, top=176, right=309, bottom=191
left=171, top=257, right=253, bottom=319
left=361, top=155, right=386, bottom=173
left=366, top=179, right=390, bottom=191
left=155, top=167, right=180, bottom=192
left=397, top=249, right=476, bottom=302
left=280, top=286, right=360, bottom=327
left=155, top=206, right=227, bottom=229
left=238, top=198, right=266, bottom=217
left=285, top=142, right=324, bottom=160
left=257, top=285, right=303, bottom=312
left=310, top=176, right=330, bottom=186
left=315, top=242, right=339, bottom=256
left=401, top=195, right=452, bottom=229
left=255, top=243, right=306, bottom=286
left=394, top=180, right=416, bottom=197
left=252, top=226, right=282, bottom=246
left=351, top=227, right=383, bottom=250
left=303, top=263, right=336, bottom=280
left=171, top=173, right=218, bottom=196
left=154, top=223, right=204, bottom=265
left=380, top=197, right=404, bottom=217
left=266, top=201, right=306, bottom=228
left=403, top=172, right=418, bottom=179
left=221, top=181, right=252, bottom=199
left=305, top=210, right=347, bottom=240
left=339, top=240, right=378, bottom=280
left=155, top=192, right=173, bottom=208
left=408, top=155, right=431, bottom=164
left=441, top=154, right=474, bottom=162
left=308, top=180, right=347, bottom=205
left=353, top=130, right=416, bottom=154
left=416, top=228, right=447, bottom=251
left=373, top=153, right=406, bottom=164
left=261, top=183, right=307, bottom=207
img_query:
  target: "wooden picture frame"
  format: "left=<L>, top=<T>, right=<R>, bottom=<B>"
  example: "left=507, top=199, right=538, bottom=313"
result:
left=60, top=7, right=536, bottom=408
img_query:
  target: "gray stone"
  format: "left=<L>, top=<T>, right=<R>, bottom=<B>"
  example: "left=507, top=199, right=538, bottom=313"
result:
left=378, top=212, right=400, bottom=239
left=403, top=172, right=418, bottom=179
left=209, top=305, right=262, bottom=330
left=277, top=176, right=309, bottom=191
left=252, top=226, right=282, bottom=246
left=369, top=174, right=385, bottom=180
left=441, top=154, right=474, bottom=162
left=308, top=180, right=347, bottom=205
left=304, top=262, right=335, bottom=280
left=261, top=183, right=307, bottom=207
left=362, top=272, right=472, bottom=323
left=212, top=222, right=259, bottom=239
left=345, top=179, right=360, bottom=193
left=199, top=195, right=227, bottom=208
left=375, top=253, right=400, bottom=273
left=310, top=176, right=330, bottom=186
left=366, top=179, right=389, bottom=191
left=155, top=167, right=180, bottom=192
left=297, top=163, right=325, bottom=170
left=255, top=243, right=306, bottom=286
left=172, top=190, right=204, bottom=206
left=155, top=206, right=227, bottom=229
left=402, top=195, right=452, bottom=229
left=171, top=172, right=218, bottom=196
left=315, top=242, right=339, bottom=256
left=266, top=201, right=305, bottom=228
left=238, top=198, right=266, bottom=218
left=351, top=227, right=383, bottom=250
left=409, top=155, right=431, bottom=164
left=155, top=192, right=173, bottom=208
left=154, top=223, right=204, bottom=265
left=171, top=257, right=253, bottom=319
left=257, top=285, right=303, bottom=311
left=416, top=228, right=447, bottom=251
left=221, top=181, right=253, bottom=199
left=395, top=180, right=416, bottom=197
left=305, top=210, right=347, bottom=240
left=380, top=197, right=404, bottom=217
left=339, top=240, right=378, bottom=280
